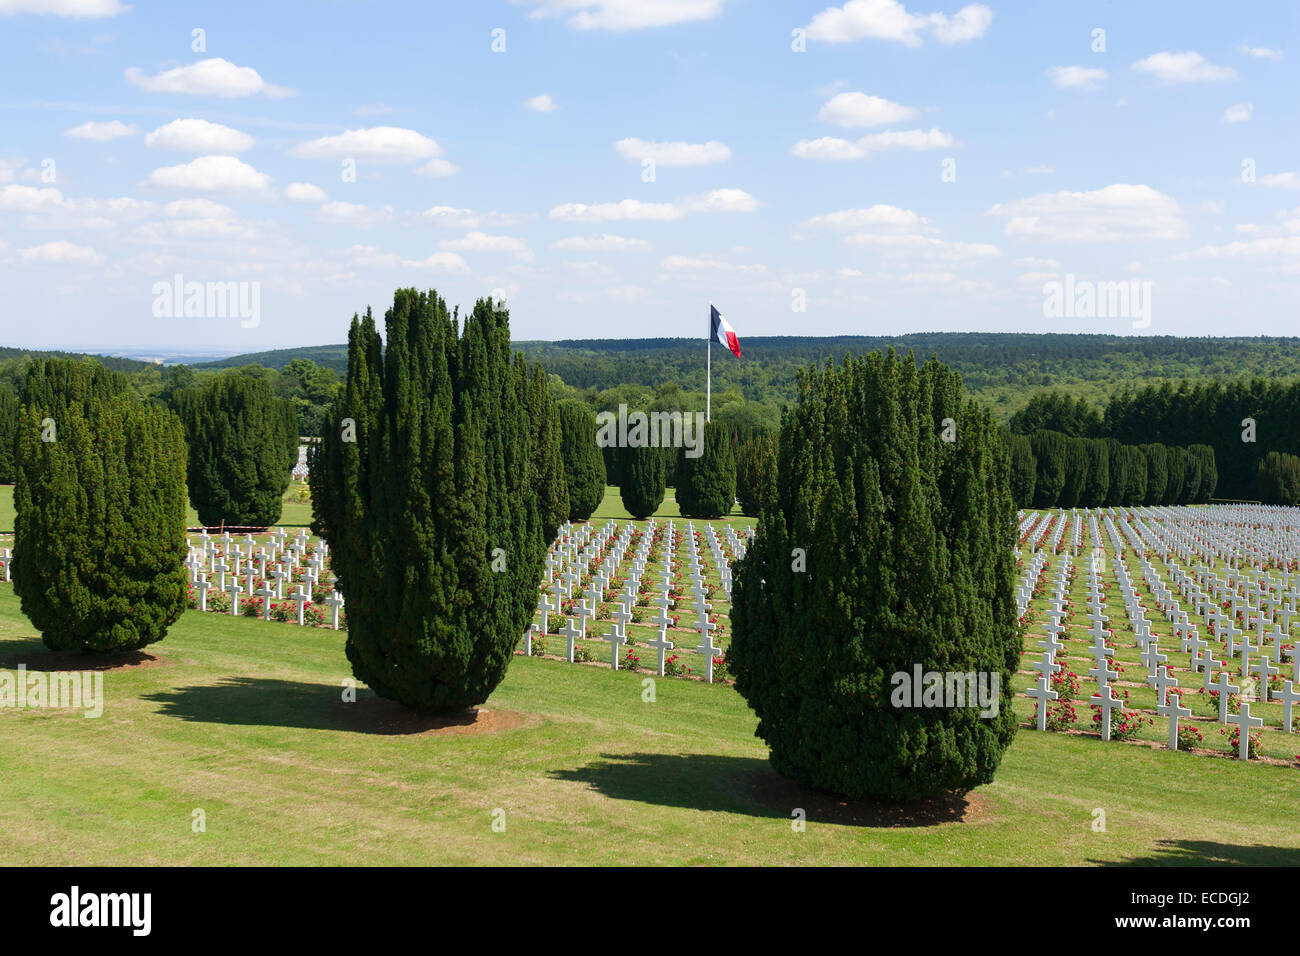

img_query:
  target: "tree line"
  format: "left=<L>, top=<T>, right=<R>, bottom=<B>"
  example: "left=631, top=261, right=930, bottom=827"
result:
left=1011, top=384, right=1300, bottom=503
left=1005, top=430, right=1217, bottom=510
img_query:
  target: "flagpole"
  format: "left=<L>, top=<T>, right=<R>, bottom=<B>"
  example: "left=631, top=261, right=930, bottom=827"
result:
left=706, top=305, right=712, bottom=423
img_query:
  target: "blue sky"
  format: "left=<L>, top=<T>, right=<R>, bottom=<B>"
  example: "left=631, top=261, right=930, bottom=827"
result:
left=0, top=0, right=1297, bottom=353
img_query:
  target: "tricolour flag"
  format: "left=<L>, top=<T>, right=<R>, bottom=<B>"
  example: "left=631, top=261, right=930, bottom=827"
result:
left=709, top=305, right=741, bottom=358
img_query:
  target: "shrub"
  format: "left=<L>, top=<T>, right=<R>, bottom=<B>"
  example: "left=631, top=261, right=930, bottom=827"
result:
left=729, top=351, right=1017, bottom=800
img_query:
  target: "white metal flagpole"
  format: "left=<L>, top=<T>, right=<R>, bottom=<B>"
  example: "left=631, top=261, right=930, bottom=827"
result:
left=706, top=304, right=712, bottom=422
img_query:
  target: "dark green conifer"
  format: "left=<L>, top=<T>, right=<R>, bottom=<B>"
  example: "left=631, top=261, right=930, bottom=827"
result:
left=729, top=351, right=1017, bottom=801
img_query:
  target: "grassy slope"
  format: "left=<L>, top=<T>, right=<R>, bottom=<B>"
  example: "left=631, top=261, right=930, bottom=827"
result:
left=2, top=493, right=1299, bottom=865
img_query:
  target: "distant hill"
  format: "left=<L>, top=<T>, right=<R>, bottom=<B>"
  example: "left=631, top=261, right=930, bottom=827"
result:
left=195, top=344, right=348, bottom=373
left=193, top=334, right=1300, bottom=420
left=0, top=346, right=153, bottom=374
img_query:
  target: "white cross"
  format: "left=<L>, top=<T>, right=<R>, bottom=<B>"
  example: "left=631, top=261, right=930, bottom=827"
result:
left=1152, top=665, right=1178, bottom=708
left=1156, top=689, right=1192, bottom=751
left=646, top=604, right=675, bottom=676
left=560, top=617, right=579, bottom=664
left=256, top=581, right=275, bottom=620
left=604, top=622, right=625, bottom=669
left=1208, top=671, right=1240, bottom=724
left=324, top=589, right=345, bottom=630
left=1227, top=702, right=1263, bottom=760
left=1272, top=679, right=1300, bottom=733
left=1026, top=676, right=1058, bottom=731
left=536, top=592, right=553, bottom=636
left=226, top=578, right=243, bottom=616
left=290, top=584, right=308, bottom=625
left=195, top=574, right=211, bottom=612
left=1091, top=687, right=1122, bottom=742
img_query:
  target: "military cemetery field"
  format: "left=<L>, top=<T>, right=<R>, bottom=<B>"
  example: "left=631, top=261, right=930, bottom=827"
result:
left=3, top=485, right=1300, bottom=867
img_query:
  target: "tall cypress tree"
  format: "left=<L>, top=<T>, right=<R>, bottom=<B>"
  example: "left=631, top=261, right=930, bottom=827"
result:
left=1058, top=436, right=1089, bottom=509
left=0, top=385, right=17, bottom=483
left=1005, top=432, right=1036, bottom=510
left=1080, top=438, right=1109, bottom=508
left=1140, top=444, right=1168, bottom=505
left=1191, top=444, right=1218, bottom=501
left=676, top=423, right=736, bottom=518
left=557, top=401, right=606, bottom=522
left=730, top=351, right=1017, bottom=801
left=1030, top=430, right=1068, bottom=508
left=312, top=289, right=544, bottom=714
left=525, top=361, right=569, bottom=541
left=14, top=358, right=188, bottom=653
left=173, top=373, right=296, bottom=527
left=735, top=432, right=778, bottom=517
left=620, top=445, right=667, bottom=520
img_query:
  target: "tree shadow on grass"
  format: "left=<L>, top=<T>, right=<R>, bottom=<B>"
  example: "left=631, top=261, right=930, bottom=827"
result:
left=548, top=752, right=986, bottom=828
left=0, top=636, right=165, bottom=672
left=1095, top=840, right=1300, bottom=866
left=143, top=677, right=525, bottom=737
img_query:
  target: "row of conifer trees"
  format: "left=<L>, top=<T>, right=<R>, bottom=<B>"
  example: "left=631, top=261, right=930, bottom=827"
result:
left=1004, top=429, right=1218, bottom=510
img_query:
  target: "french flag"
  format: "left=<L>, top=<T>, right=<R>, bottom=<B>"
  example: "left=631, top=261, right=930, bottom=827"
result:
left=710, top=305, right=742, bottom=358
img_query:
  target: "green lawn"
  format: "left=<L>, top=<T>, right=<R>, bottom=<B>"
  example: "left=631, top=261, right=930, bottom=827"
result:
left=3, top=585, right=1299, bottom=865
left=3, top=496, right=1300, bottom=865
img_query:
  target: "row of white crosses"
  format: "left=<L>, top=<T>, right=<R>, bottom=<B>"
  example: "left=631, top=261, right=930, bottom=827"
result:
left=1025, top=550, right=1073, bottom=730
left=529, top=518, right=748, bottom=683
left=185, top=528, right=345, bottom=630
left=1122, top=507, right=1300, bottom=749
left=0, top=544, right=11, bottom=582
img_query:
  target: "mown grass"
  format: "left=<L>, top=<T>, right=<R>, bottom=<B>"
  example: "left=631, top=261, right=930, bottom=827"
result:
left=2, top=496, right=1299, bottom=865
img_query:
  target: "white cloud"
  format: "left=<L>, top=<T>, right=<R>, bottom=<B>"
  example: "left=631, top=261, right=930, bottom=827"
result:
left=1224, top=103, right=1253, bottom=124
left=292, top=126, right=441, bottom=163
left=0, top=184, right=64, bottom=211
left=144, top=118, right=254, bottom=153
left=349, top=244, right=470, bottom=273
left=804, top=0, right=992, bottom=46
left=793, top=127, right=954, bottom=159
left=438, top=231, right=533, bottom=260
left=512, top=0, right=725, bottom=32
left=145, top=155, right=272, bottom=192
left=0, top=0, right=127, bottom=16
left=553, top=233, right=650, bottom=251
left=547, top=188, right=760, bottom=223
left=1026, top=165, right=1054, bottom=175
left=316, top=201, right=394, bottom=226
left=163, top=198, right=235, bottom=219
left=18, top=240, right=104, bottom=265
left=415, top=205, right=529, bottom=229
left=680, top=187, right=759, bottom=213
left=817, top=91, right=917, bottom=127
left=352, top=102, right=395, bottom=116
left=525, top=93, right=558, bottom=112
left=986, top=183, right=1186, bottom=240
left=1047, top=66, right=1107, bottom=90
left=613, top=138, right=730, bottom=166
left=125, top=57, right=295, bottom=98
left=1183, top=237, right=1300, bottom=259
left=414, top=158, right=459, bottom=178
left=1131, top=51, right=1237, bottom=84
left=283, top=182, right=328, bottom=203
left=844, top=232, right=999, bottom=259
left=63, top=119, right=137, bottom=141
left=660, top=255, right=765, bottom=272
left=1237, top=45, right=1282, bottom=60
left=550, top=199, right=684, bottom=222
left=1260, top=172, right=1300, bottom=189
left=800, top=204, right=930, bottom=232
